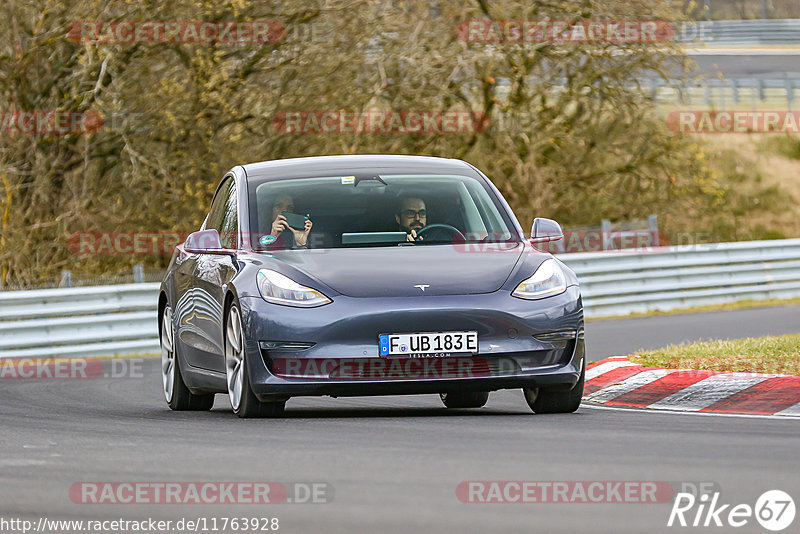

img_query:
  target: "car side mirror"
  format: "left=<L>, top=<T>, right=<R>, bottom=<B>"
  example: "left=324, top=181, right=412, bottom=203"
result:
left=184, top=229, right=231, bottom=254
left=530, top=218, right=564, bottom=243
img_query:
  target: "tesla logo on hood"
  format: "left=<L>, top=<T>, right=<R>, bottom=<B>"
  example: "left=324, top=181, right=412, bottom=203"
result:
left=414, top=284, right=430, bottom=292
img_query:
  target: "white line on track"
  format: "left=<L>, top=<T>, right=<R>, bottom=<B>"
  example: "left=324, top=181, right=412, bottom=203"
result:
left=581, top=402, right=800, bottom=420
left=775, top=401, right=800, bottom=417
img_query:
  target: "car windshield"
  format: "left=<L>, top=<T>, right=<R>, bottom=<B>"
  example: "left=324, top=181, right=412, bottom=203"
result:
left=248, top=173, right=520, bottom=250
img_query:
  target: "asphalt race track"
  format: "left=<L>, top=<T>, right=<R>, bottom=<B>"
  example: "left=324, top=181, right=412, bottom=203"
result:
left=1, top=306, right=799, bottom=533
left=586, top=305, right=800, bottom=360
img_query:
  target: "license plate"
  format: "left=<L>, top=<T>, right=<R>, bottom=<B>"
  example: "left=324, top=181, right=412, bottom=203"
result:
left=378, top=331, right=478, bottom=357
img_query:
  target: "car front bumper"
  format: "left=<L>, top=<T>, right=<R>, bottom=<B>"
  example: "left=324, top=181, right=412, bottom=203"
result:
left=238, top=285, right=584, bottom=400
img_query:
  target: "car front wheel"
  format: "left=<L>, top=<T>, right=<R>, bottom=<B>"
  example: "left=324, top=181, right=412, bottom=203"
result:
left=523, top=366, right=584, bottom=414
left=161, top=305, right=214, bottom=411
left=225, top=302, right=285, bottom=418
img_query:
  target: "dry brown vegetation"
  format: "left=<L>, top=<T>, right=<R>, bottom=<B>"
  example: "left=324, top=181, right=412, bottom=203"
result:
left=0, top=0, right=794, bottom=287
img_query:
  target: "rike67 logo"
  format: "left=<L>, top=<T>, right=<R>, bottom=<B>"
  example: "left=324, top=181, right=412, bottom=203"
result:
left=668, top=490, right=795, bottom=531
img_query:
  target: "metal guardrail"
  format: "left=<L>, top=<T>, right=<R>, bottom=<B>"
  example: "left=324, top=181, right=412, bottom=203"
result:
left=561, top=238, right=800, bottom=317
left=678, top=19, right=800, bottom=46
left=1, top=239, right=799, bottom=358
left=497, top=75, right=800, bottom=110
left=645, top=75, right=800, bottom=107
left=699, top=0, right=800, bottom=20
left=0, top=283, right=160, bottom=358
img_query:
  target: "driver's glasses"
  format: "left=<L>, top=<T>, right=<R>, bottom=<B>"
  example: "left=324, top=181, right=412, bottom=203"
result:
left=401, top=209, right=427, bottom=219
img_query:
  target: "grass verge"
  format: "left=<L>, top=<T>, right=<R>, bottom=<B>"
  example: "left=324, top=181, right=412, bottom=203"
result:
left=629, top=333, right=800, bottom=375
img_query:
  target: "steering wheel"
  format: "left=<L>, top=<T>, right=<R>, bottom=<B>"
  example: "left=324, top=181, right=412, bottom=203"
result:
left=416, top=223, right=466, bottom=242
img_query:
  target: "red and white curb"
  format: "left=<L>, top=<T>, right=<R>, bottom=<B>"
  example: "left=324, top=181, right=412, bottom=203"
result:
left=583, top=357, right=800, bottom=417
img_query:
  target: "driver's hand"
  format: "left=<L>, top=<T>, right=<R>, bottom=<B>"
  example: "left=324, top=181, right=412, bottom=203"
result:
left=406, top=230, right=423, bottom=242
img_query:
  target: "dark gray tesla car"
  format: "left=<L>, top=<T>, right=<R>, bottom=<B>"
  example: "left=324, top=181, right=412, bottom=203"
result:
left=159, top=155, right=585, bottom=417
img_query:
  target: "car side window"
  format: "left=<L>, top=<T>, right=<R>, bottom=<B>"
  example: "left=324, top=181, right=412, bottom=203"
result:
left=218, top=181, right=238, bottom=249
left=204, top=177, right=233, bottom=234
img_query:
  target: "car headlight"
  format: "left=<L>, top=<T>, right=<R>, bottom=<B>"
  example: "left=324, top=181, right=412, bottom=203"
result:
left=256, top=269, right=331, bottom=307
left=512, top=259, right=567, bottom=300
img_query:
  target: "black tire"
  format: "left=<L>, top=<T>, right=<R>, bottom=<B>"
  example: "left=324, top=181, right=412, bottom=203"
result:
left=524, top=366, right=584, bottom=414
left=440, top=391, right=490, bottom=409
left=161, top=305, right=214, bottom=411
left=168, top=370, right=216, bottom=411
left=234, top=360, right=286, bottom=419
left=225, top=301, right=286, bottom=419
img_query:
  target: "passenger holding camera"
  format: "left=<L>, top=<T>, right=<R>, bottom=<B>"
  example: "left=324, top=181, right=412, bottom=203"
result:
left=270, top=194, right=313, bottom=248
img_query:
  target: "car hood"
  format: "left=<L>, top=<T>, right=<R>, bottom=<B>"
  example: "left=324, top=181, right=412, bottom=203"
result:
left=270, top=244, right=525, bottom=297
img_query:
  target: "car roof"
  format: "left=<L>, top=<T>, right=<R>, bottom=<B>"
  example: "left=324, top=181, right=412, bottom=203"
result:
left=241, top=155, right=476, bottom=181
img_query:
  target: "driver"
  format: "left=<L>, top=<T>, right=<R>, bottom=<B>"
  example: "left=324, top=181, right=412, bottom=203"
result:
left=396, top=196, right=426, bottom=242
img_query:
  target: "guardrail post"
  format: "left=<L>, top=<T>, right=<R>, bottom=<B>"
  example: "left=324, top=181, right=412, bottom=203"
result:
left=601, top=219, right=611, bottom=251
left=60, top=270, right=72, bottom=288
left=784, top=75, right=794, bottom=108
left=648, top=215, right=659, bottom=247
left=648, top=78, right=659, bottom=100
left=133, top=264, right=144, bottom=283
